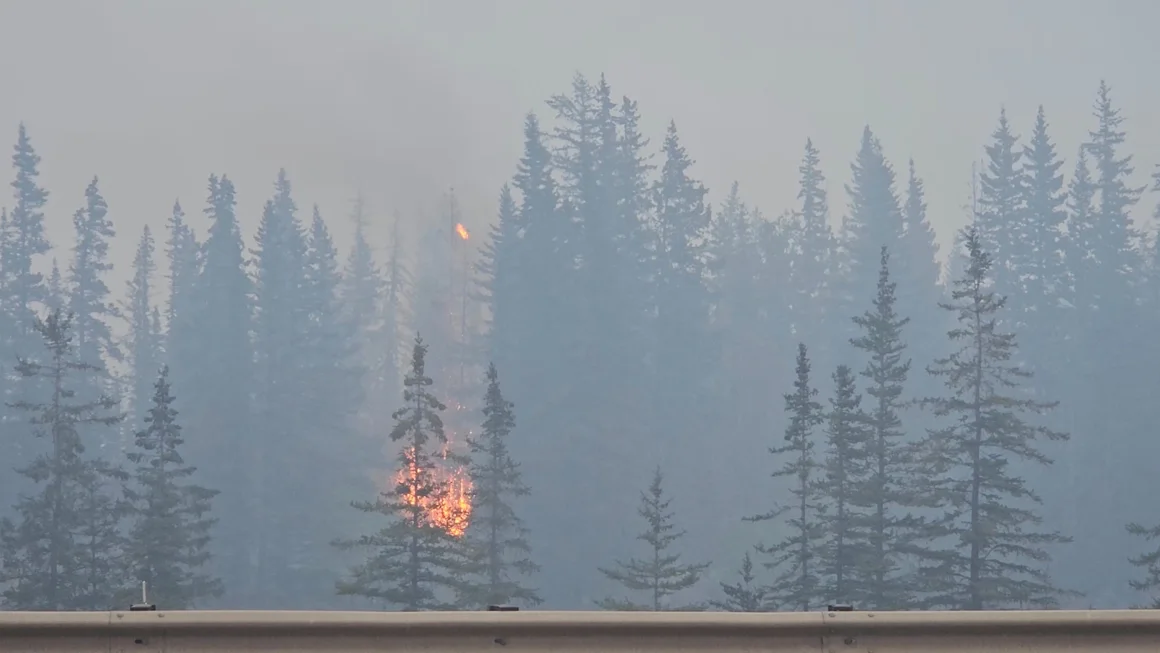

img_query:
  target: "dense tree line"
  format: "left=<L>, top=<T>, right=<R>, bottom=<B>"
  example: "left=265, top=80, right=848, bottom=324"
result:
left=0, top=72, right=1158, bottom=611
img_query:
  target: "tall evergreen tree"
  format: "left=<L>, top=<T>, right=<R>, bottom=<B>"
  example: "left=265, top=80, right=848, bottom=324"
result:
left=1018, top=106, right=1069, bottom=339
left=186, top=174, right=254, bottom=605
left=68, top=177, right=121, bottom=373
left=333, top=336, right=462, bottom=611
left=123, top=366, right=222, bottom=608
left=975, top=108, right=1026, bottom=300
left=848, top=247, right=918, bottom=609
left=298, top=206, right=371, bottom=603
left=710, top=552, right=767, bottom=612
left=341, top=194, right=385, bottom=437
left=818, top=364, right=871, bottom=606
left=0, top=123, right=51, bottom=321
left=0, top=125, right=52, bottom=504
left=163, top=200, right=200, bottom=400
left=897, top=160, right=945, bottom=364
left=457, top=363, right=540, bottom=608
left=596, top=467, right=709, bottom=611
left=0, top=309, right=126, bottom=610
left=124, top=226, right=162, bottom=429
left=786, top=139, right=836, bottom=353
left=838, top=127, right=907, bottom=344
left=914, top=227, right=1071, bottom=610
left=748, top=343, right=825, bottom=612
left=647, top=121, right=715, bottom=474
left=1083, top=80, right=1145, bottom=305
left=249, top=170, right=310, bottom=603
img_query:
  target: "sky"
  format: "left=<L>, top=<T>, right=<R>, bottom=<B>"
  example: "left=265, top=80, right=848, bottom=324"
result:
left=0, top=0, right=1156, bottom=286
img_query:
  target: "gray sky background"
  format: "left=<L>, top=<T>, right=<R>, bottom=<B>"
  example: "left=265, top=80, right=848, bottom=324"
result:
left=0, top=0, right=1156, bottom=290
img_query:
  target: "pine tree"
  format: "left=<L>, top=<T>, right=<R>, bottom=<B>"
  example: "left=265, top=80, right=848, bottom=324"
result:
left=298, top=206, right=371, bottom=603
left=333, top=336, right=462, bottom=611
left=648, top=121, right=714, bottom=471
left=914, top=227, right=1072, bottom=610
left=710, top=552, right=767, bottom=612
left=124, top=226, right=162, bottom=428
left=186, top=173, right=254, bottom=602
left=786, top=139, right=836, bottom=352
left=0, top=309, right=126, bottom=610
left=1019, top=106, right=1069, bottom=337
left=897, top=160, right=945, bottom=365
left=748, top=343, right=825, bottom=612
left=68, top=176, right=121, bottom=371
left=248, top=170, right=310, bottom=602
left=163, top=200, right=200, bottom=395
left=0, top=126, right=52, bottom=503
left=45, top=258, right=65, bottom=313
left=122, top=366, right=222, bottom=608
left=341, top=194, right=385, bottom=436
left=1084, top=80, right=1144, bottom=306
left=596, top=467, right=709, bottom=611
left=0, top=124, right=51, bottom=319
left=848, top=246, right=918, bottom=609
left=818, top=364, right=871, bottom=606
left=838, top=127, right=906, bottom=344
left=976, top=108, right=1026, bottom=300
left=457, top=363, right=540, bottom=608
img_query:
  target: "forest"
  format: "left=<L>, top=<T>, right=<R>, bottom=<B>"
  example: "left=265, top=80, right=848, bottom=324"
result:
left=0, top=72, right=1158, bottom=612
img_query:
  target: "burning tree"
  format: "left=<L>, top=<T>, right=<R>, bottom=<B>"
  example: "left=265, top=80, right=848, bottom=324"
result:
left=333, top=335, right=466, bottom=610
left=401, top=190, right=483, bottom=540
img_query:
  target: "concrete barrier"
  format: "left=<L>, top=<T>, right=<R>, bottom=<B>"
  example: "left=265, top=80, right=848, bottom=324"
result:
left=1, top=609, right=1159, bottom=652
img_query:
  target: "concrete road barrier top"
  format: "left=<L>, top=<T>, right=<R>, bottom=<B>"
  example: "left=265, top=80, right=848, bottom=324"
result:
left=0, top=609, right=1158, bottom=652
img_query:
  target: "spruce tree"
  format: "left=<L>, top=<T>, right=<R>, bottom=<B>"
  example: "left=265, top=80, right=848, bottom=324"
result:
left=1019, top=106, right=1069, bottom=338
left=897, top=160, right=944, bottom=366
left=0, top=309, right=126, bottom=610
left=710, top=552, right=767, bottom=612
left=124, top=226, right=162, bottom=428
left=914, top=227, right=1072, bottom=609
left=122, top=366, right=222, bottom=608
left=647, top=121, right=714, bottom=478
left=333, top=336, right=462, bottom=611
left=838, top=127, right=907, bottom=347
left=976, top=108, right=1026, bottom=300
left=818, top=364, right=871, bottom=606
left=596, top=467, right=709, bottom=611
left=1, top=124, right=51, bottom=319
left=1083, top=80, right=1144, bottom=307
left=457, top=363, right=540, bottom=608
left=340, top=194, right=386, bottom=436
left=748, top=343, right=825, bottom=612
left=68, top=176, right=121, bottom=371
left=162, top=200, right=200, bottom=413
left=0, top=125, right=52, bottom=504
left=848, top=246, right=918, bottom=609
left=786, top=140, right=836, bottom=356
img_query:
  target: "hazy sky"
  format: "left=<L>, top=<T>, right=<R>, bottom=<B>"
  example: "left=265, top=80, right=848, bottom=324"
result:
left=0, top=0, right=1156, bottom=286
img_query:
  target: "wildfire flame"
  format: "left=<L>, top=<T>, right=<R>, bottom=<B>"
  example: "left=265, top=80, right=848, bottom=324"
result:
left=393, top=444, right=473, bottom=538
left=455, top=223, right=470, bottom=240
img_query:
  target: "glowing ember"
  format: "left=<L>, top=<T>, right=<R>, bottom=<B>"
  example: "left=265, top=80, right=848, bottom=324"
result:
left=455, top=223, right=470, bottom=240
left=393, top=445, right=473, bottom=538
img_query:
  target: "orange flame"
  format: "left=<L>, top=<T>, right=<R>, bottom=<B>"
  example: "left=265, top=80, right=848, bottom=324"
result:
left=455, top=223, right=470, bottom=240
left=393, top=445, right=472, bottom=538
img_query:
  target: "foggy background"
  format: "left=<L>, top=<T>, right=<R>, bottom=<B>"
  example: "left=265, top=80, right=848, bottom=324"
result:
left=2, top=0, right=1158, bottom=267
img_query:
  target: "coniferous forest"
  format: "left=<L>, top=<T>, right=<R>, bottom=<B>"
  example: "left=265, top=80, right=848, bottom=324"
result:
left=1, top=73, right=1159, bottom=612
